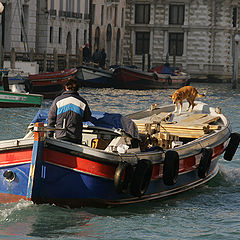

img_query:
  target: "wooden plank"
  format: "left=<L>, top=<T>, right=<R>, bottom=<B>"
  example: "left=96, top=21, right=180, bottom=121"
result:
left=172, top=132, right=205, bottom=138
left=196, top=115, right=220, bottom=124
left=176, top=114, right=208, bottom=125
left=150, top=112, right=172, bottom=122
left=177, top=114, right=220, bottom=126
left=160, top=123, right=209, bottom=130
left=209, top=125, right=220, bottom=130
left=133, top=112, right=171, bottom=125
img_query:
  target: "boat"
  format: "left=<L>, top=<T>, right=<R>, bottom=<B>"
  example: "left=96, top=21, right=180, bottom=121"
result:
left=76, top=65, right=114, bottom=88
left=0, top=90, right=43, bottom=108
left=0, top=74, right=43, bottom=108
left=0, top=101, right=239, bottom=207
left=26, top=68, right=78, bottom=99
left=112, top=65, right=190, bottom=90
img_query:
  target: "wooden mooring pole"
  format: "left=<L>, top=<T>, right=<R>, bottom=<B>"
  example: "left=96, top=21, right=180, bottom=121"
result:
left=232, top=34, right=240, bottom=89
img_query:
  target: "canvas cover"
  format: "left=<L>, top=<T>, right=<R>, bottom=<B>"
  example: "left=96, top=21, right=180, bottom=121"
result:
left=31, top=109, right=139, bottom=139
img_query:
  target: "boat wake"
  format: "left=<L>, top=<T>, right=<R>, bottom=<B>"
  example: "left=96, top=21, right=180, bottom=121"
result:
left=218, top=164, right=240, bottom=186
left=0, top=199, right=33, bottom=222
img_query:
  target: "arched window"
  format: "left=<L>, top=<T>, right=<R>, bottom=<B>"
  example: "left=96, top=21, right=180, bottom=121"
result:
left=94, top=27, right=100, bottom=50
left=66, top=32, right=72, bottom=53
left=116, top=28, right=121, bottom=64
left=106, top=24, right=112, bottom=41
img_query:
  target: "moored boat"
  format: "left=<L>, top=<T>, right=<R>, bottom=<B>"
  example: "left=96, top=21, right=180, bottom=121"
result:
left=113, top=66, right=190, bottom=90
left=76, top=65, right=114, bottom=88
left=26, top=68, right=78, bottom=99
left=0, top=74, right=43, bottom=108
left=0, top=101, right=239, bottom=207
left=0, top=90, right=43, bottom=108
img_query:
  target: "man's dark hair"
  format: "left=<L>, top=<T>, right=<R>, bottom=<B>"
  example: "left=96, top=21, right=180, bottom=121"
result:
left=65, top=78, right=79, bottom=91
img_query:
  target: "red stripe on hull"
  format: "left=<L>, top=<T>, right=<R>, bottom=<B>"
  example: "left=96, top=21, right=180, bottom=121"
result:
left=0, top=149, right=32, bottom=166
left=0, top=193, right=27, bottom=203
left=43, top=149, right=116, bottom=179
left=29, top=68, right=77, bottom=81
left=43, top=143, right=225, bottom=180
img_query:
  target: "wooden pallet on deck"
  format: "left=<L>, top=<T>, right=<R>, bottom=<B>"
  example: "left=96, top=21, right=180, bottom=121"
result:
left=134, top=113, right=221, bottom=139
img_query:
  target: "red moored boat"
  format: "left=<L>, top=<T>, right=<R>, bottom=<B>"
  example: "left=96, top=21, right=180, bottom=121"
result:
left=26, top=68, right=78, bottom=98
left=113, top=66, right=190, bottom=90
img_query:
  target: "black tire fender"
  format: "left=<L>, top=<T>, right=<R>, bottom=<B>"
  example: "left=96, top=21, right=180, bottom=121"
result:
left=224, top=133, right=240, bottom=161
left=163, top=150, right=179, bottom=185
left=114, top=161, right=133, bottom=194
left=198, top=147, right=213, bottom=179
left=130, top=159, right=153, bottom=197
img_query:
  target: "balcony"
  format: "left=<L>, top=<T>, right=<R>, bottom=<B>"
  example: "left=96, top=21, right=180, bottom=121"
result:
left=49, top=9, right=57, bottom=16
left=74, top=12, right=82, bottom=19
left=84, top=13, right=89, bottom=20
left=106, top=0, right=120, bottom=6
left=58, top=10, right=66, bottom=17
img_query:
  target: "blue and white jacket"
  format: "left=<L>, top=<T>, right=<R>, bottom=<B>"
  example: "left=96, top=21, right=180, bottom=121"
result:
left=48, top=90, right=91, bottom=141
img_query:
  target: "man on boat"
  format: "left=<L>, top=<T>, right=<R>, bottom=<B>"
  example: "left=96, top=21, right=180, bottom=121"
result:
left=92, top=48, right=101, bottom=67
left=48, top=78, right=91, bottom=144
left=99, top=48, right=107, bottom=69
left=83, top=43, right=91, bottom=63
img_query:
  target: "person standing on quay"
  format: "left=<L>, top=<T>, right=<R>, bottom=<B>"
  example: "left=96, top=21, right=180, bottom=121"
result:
left=92, top=48, right=101, bottom=67
left=83, top=43, right=91, bottom=63
left=99, top=48, right=107, bottom=69
left=48, top=78, right=91, bottom=144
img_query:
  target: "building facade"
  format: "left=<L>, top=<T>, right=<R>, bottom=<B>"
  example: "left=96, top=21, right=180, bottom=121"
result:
left=91, top=0, right=126, bottom=66
left=36, top=0, right=90, bottom=55
left=0, top=0, right=37, bottom=52
left=123, top=0, right=240, bottom=80
left=0, top=0, right=90, bottom=55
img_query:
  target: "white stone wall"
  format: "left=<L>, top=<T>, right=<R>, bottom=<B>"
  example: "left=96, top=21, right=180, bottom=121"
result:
left=1, top=0, right=37, bottom=52
left=1, top=0, right=89, bottom=55
left=123, top=0, right=240, bottom=79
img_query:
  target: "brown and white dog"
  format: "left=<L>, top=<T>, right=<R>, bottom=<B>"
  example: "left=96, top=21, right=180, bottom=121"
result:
left=169, top=86, right=205, bottom=114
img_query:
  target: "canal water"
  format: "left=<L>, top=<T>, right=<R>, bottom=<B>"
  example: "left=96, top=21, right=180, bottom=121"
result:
left=0, top=83, right=240, bottom=239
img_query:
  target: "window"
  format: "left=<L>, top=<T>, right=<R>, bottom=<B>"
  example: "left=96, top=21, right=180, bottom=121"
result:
left=50, top=0, right=54, bottom=10
left=71, top=0, right=74, bottom=12
left=76, top=29, right=79, bottom=46
left=60, top=0, right=63, bottom=10
left=169, top=33, right=184, bottom=56
left=77, top=0, right=81, bottom=13
left=85, top=0, right=89, bottom=14
left=135, top=32, right=150, bottom=55
left=92, top=4, right=95, bottom=24
left=121, top=8, right=124, bottom=27
left=66, top=0, right=70, bottom=11
left=169, top=5, right=185, bottom=25
left=66, top=0, right=74, bottom=12
left=95, top=27, right=100, bottom=50
left=233, top=7, right=237, bottom=27
left=21, top=30, right=24, bottom=42
left=135, top=4, right=150, bottom=24
left=58, top=27, right=62, bottom=43
left=114, top=6, right=118, bottom=27
left=101, top=5, right=104, bottom=25
left=84, top=29, right=87, bottom=44
left=50, top=26, right=53, bottom=43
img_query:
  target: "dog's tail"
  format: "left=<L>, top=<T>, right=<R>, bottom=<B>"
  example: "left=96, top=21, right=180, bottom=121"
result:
left=197, top=93, right=205, bottom=98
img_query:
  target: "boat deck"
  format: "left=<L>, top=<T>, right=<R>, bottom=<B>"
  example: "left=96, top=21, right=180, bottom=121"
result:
left=129, top=102, right=223, bottom=150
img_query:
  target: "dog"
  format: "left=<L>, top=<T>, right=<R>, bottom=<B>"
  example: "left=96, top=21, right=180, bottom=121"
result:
left=169, top=86, right=205, bottom=114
